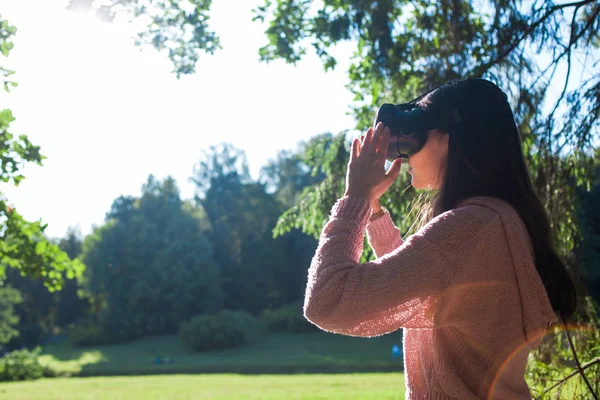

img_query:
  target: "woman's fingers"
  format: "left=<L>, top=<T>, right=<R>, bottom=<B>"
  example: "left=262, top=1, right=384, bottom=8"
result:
left=351, top=137, right=360, bottom=161
left=357, top=123, right=390, bottom=163
left=385, top=157, right=403, bottom=182
left=347, top=124, right=402, bottom=201
left=367, top=122, right=385, bottom=156
left=362, top=127, right=374, bottom=155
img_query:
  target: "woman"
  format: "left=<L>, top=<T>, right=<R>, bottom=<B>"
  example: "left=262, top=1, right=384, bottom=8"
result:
left=303, top=78, right=577, bottom=399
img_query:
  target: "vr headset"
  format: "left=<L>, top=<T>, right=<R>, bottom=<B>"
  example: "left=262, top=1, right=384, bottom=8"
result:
left=374, top=102, right=432, bottom=161
left=374, top=84, right=459, bottom=161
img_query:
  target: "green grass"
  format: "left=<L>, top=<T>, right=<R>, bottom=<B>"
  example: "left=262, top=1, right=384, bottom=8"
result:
left=38, top=332, right=405, bottom=376
left=19, top=332, right=406, bottom=399
left=0, top=374, right=406, bottom=400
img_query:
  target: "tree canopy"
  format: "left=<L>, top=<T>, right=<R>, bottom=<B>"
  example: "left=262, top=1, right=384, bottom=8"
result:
left=192, top=143, right=316, bottom=312
left=80, top=175, right=223, bottom=340
left=66, top=0, right=600, bottom=259
left=0, top=17, right=84, bottom=291
left=2, top=3, right=599, bottom=393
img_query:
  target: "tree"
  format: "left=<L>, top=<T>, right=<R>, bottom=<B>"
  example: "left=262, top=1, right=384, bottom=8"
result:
left=260, top=148, right=323, bottom=209
left=66, top=0, right=219, bottom=77
left=259, top=145, right=331, bottom=305
left=269, top=132, right=420, bottom=266
left=251, top=0, right=600, bottom=260
left=192, top=143, right=287, bottom=312
left=4, top=228, right=89, bottom=348
left=61, top=1, right=600, bottom=395
left=191, top=142, right=324, bottom=311
left=268, top=133, right=351, bottom=239
left=576, top=148, right=600, bottom=302
left=55, top=228, right=89, bottom=328
left=81, top=175, right=223, bottom=341
left=4, top=267, right=54, bottom=348
left=70, top=0, right=599, bottom=261
left=0, top=286, right=21, bottom=350
left=0, top=17, right=84, bottom=291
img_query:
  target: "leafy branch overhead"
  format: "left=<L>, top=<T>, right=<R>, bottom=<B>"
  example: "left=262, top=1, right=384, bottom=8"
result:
left=66, top=1, right=599, bottom=152
left=70, top=1, right=599, bottom=246
left=0, top=17, right=84, bottom=290
left=66, top=0, right=220, bottom=77
left=254, top=1, right=599, bottom=254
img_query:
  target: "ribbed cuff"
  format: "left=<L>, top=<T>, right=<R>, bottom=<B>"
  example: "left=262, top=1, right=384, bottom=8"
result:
left=366, top=211, right=398, bottom=240
left=331, top=196, right=371, bottom=223
left=407, top=391, right=458, bottom=400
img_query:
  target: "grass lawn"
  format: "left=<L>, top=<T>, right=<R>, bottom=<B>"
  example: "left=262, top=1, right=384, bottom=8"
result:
left=38, top=332, right=405, bottom=376
left=0, top=373, right=406, bottom=400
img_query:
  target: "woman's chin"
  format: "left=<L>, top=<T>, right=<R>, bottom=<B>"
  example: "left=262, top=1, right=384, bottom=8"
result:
left=410, top=177, right=422, bottom=190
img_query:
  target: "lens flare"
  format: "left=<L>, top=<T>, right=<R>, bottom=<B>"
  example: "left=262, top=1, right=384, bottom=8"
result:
left=487, top=323, right=599, bottom=399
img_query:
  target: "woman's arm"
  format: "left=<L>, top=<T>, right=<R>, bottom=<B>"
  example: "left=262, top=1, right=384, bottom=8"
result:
left=366, top=207, right=404, bottom=257
left=304, top=195, right=461, bottom=337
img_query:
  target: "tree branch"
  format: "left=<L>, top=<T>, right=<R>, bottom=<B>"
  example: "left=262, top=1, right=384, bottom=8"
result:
left=543, top=356, right=600, bottom=394
left=471, top=0, right=597, bottom=77
left=551, top=4, right=600, bottom=154
left=527, top=46, right=568, bottom=92
left=574, top=86, right=600, bottom=151
left=545, top=5, right=579, bottom=147
left=527, top=1, right=599, bottom=93
left=563, top=317, right=600, bottom=399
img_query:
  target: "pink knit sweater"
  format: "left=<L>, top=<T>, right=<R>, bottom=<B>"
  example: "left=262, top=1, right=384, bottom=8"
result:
left=304, top=195, right=558, bottom=399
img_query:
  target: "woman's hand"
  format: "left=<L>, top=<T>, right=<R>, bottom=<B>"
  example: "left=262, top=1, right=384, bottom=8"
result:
left=344, top=122, right=404, bottom=205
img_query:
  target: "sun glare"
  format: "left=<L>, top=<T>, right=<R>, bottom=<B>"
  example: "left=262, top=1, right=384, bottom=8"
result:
left=1, top=0, right=357, bottom=238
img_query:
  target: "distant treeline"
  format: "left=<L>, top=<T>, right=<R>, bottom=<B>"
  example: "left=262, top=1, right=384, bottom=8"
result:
left=4, top=141, right=600, bottom=348
left=4, top=139, right=326, bottom=347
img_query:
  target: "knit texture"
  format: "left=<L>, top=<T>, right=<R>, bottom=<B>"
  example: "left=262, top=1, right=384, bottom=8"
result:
left=304, top=195, right=558, bottom=400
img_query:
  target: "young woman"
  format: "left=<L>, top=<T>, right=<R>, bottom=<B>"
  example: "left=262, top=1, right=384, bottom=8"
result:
left=303, top=78, right=577, bottom=399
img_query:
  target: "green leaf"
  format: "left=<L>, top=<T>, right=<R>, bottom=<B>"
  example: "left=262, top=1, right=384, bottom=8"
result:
left=35, top=241, right=47, bottom=255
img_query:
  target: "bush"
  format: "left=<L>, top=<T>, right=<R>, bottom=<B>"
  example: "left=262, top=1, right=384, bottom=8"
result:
left=42, top=364, right=61, bottom=378
left=0, top=348, right=45, bottom=382
left=69, top=319, right=108, bottom=347
left=259, top=302, right=318, bottom=333
left=180, top=310, right=259, bottom=352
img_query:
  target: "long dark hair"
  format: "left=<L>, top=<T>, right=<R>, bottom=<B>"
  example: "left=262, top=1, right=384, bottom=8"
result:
left=416, top=78, right=577, bottom=321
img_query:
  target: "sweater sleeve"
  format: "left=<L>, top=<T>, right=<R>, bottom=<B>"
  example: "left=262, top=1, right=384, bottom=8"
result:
left=366, top=211, right=403, bottom=257
left=304, top=196, right=460, bottom=337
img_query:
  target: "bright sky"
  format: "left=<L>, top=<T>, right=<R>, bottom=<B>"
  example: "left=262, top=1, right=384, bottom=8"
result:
left=0, top=0, right=357, bottom=238
left=0, top=1, right=596, bottom=240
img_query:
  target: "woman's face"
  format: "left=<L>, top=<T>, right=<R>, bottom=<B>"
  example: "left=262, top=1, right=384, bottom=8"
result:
left=407, top=129, right=449, bottom=189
